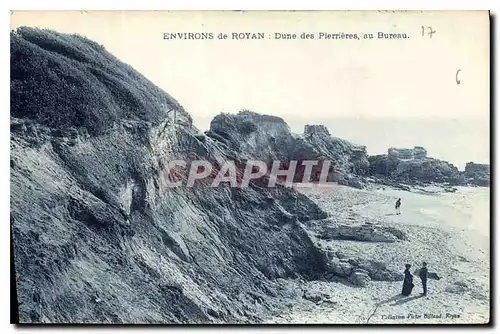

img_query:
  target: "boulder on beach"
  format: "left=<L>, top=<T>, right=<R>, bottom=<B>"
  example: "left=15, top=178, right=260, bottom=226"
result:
left=303, top=124, right=370, bottom=177
left=325, top=258, right=353, bottom=278
left=338, top=175, right=366, bottom=189
left=412, top=269, right=441, bottom=280
left=349, top=258, right=404, bottom=282
left=325, top=257, right=404, bottom=283
left=320, top=223, right=407, bottom=243
left=348, top=268, right=371, bottom=287
left=428, top=272, right=441, bottom=280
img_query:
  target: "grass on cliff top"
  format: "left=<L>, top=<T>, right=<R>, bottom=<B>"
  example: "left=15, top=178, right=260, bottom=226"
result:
left=11, top=26, right=182, bottom=135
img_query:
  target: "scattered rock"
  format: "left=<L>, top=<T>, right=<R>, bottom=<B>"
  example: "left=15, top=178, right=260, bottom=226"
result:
left=445, top=281, right=469, bottom=294
left=383, top=227, right=408, bottom=241
left=325, top=258, right=353, bottom=277
left=349, top=268, right=371, bottom=287
left=428, top=272, right=441, bottom=280
left=321, top=223, right=406, bottom=243
left=350, top=258, right=404, bottom=282
left=302, top=291, right=322, bottom=303
left=206, top=308, right=221, bottom=318
left=325, top=256, right=403, bottom=284
left=338, top=175, right=366, bottom=189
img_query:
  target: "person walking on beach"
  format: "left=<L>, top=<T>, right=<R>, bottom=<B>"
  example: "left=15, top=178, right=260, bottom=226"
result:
left=395, top=198, right=401, bottom=215
left=401, top=264, right=414, bottom=296
left=419, top=262, right=429, bottom=295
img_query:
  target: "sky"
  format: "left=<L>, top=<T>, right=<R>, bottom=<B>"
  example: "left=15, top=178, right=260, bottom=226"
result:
left=10, top=11, right=490, bottom=168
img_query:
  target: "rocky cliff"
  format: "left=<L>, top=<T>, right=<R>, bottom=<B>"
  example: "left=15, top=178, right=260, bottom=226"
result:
left=207, top=113, right=491, bottom=189
left=10, top=26, right=488, bottom=324
left=368, top=147, right=489, bottom=187
left=369, top=147, right=463, bottom=186
left=207, top=113, right=369, bottom=183
left=303, top=125, right=369, bottom=176
left=11, top=27, right=329, bottom=324
left=208, top=112, right=491, bottom=189
left=464, top=162, right=490, bottom=186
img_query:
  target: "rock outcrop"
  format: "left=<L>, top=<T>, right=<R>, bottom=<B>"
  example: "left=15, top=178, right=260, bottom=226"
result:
left=388, top=146, right=427, bottom=160
left=320, top=223, right=407, bottom=243
left=368, top=147, right=465, bottom=186
left=349, top=258, right=404, bottom=282
left=337, top=175, right=366, bottom=189
left=208, top=115, right=488, bottom=189
left=11, top=27, right=329, bottom=324
left=445, top=281, right=469, bottom=294
left=303, top=125, right=370, bottom=176
left=324, top=256, right=403, bottom=286
left=207, top=111, right=294, bottom=161
left=207, top=113, right=369, bottom=184
left=369, top=147, right=489, bottom=188
left=463, top=162, right=490, bottom=186
left=348, top=268, right=371, bottom=287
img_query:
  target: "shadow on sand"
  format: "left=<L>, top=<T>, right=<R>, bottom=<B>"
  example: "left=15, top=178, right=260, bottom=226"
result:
left=375, top=293, right=425, bottom=308
left=378, top=294, right=404, bottom=305
left=366, top=294, right=419, bottom=324
left=390, top=294, right=425, bottom=306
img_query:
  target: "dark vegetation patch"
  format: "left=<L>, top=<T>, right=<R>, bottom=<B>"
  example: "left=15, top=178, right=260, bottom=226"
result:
left=11, top=27, right=181, bottom=136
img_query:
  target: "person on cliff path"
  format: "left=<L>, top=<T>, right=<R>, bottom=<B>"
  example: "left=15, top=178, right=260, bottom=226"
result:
left=395, top=198, right=401, bottom=215
left=419, top=262, right=429, bottom=295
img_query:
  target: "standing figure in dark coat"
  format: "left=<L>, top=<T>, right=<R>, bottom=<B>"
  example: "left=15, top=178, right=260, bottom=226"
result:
left=395, top=198, right=402, bottom=215
left=419, top=262, right=428, bottom=295
left=401, top=264, right=414, bottom=296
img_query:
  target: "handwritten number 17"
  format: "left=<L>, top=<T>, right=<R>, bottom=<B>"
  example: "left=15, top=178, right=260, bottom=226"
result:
left=421, top=26, right=436, bottom=38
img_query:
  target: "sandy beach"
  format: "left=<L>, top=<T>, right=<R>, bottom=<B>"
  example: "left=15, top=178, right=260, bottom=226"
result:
left=266, top=184, right=490, bottom=324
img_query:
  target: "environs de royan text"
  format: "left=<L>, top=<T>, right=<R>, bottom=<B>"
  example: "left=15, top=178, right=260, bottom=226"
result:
left=163, top=32, right=409, bottom=40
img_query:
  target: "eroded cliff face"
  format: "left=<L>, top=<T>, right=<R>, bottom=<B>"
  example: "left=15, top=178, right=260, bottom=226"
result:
left=303, top=125, right=370, bottom=176
left=207, top=111, right=296, bottom=162
left=207, top=112, right=370, bottom=182
left=11, top=27, right=328, bottom=324
left=10, top=26, right=489, bottom=325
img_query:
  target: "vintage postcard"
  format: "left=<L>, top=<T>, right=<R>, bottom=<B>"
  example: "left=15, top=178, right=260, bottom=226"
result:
left=10, top=10, right=490, bottom=324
